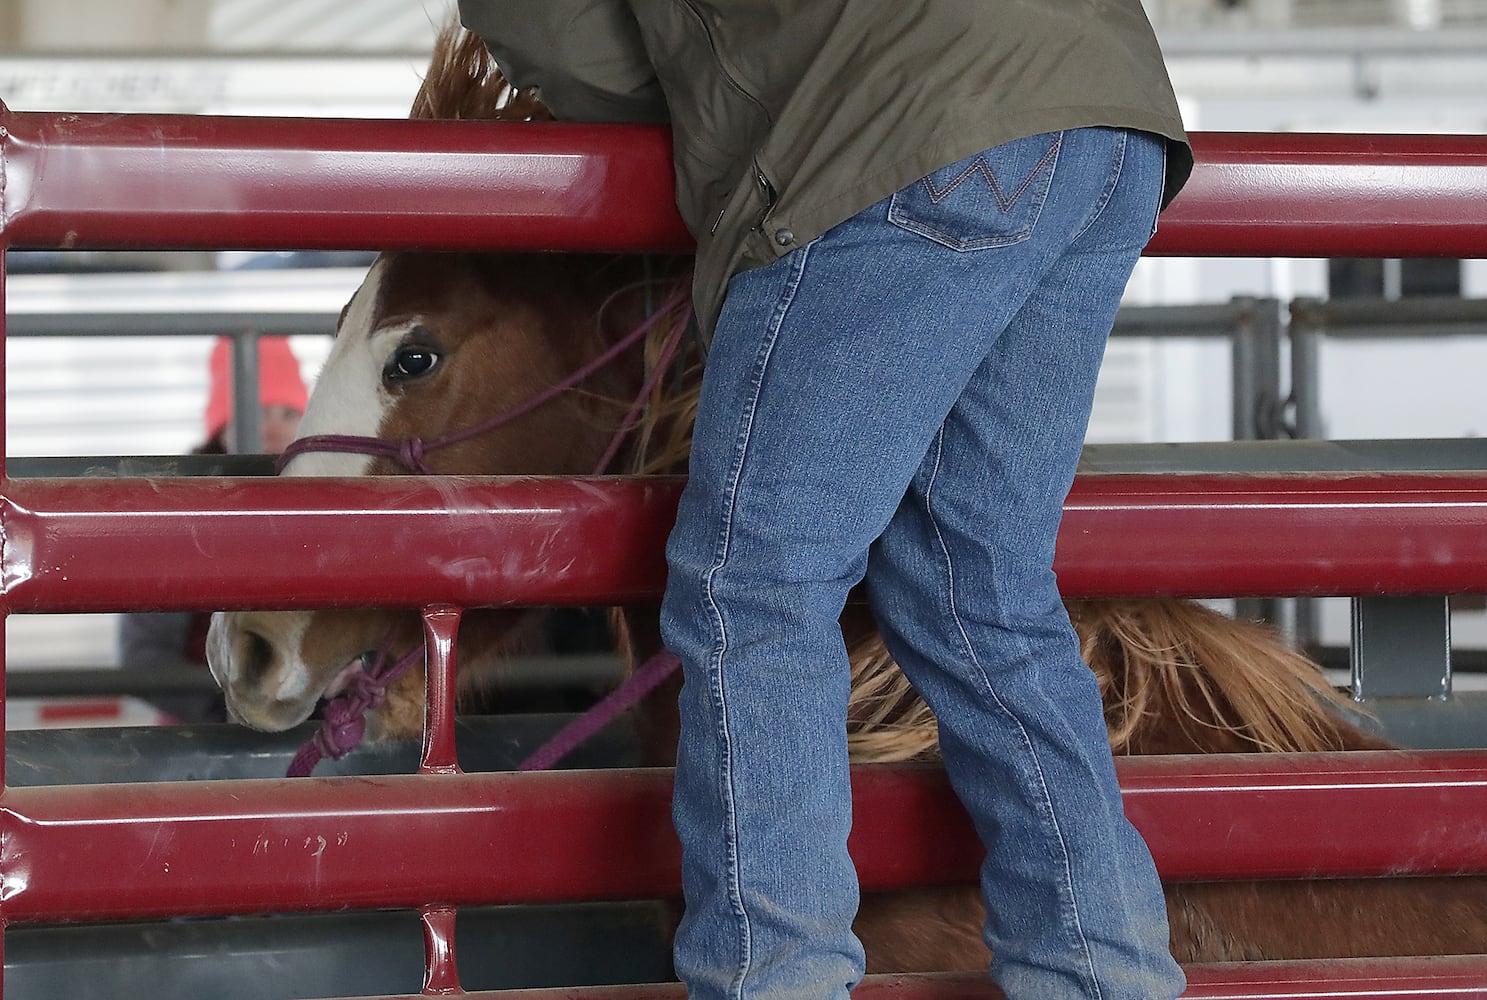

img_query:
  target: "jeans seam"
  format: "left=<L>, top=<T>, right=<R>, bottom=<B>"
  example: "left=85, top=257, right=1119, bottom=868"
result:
left=888, top=135, right=1062, bottom=254
left=921, top=134, right=1063, bottom=209
left=921, top=428, right=1105, bottom=1000
left=700, top=240, right=815, bottom=1000
left=1071, top=128, right=1129, bottom=246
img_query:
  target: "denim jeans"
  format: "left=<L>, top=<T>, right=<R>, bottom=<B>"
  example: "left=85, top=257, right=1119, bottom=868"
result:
left=661, top=127, right=1182, bottom=1000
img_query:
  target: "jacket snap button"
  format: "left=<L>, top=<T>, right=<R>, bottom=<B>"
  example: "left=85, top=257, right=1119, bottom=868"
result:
left=774, top=228, right=795, bottom=246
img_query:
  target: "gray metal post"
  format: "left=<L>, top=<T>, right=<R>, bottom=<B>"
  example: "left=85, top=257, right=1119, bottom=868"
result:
left=1228, top=296, right=1285, bottom=442
left=1350, top=596, right=1452, bottom=701
left=1286, top=297, right=1326, bottom=649
left=229, top=331, right=262, bottom=455
left=1230, top=297, right=1286, bottom=627
left=1230, top=295, right=1259, bottom=441
left=1289, top=298, right=1325, bottom=441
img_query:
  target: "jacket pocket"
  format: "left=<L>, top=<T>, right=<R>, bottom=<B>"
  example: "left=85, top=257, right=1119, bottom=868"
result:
left=888, top=132, right=1063, bottom=251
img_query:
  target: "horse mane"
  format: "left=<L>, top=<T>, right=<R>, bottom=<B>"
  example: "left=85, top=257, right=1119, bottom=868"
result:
left=410, top=22, right=552, bottom=123
left=1069, top=599, right=1382, bottom=754
left=412, top=20, right=1378, bottom=762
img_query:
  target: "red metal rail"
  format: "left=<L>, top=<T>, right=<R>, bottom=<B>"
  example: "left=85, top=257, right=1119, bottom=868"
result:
left=3, top=751, right=1486, bottom=925
left=7, top=471, right=1487, bottom=613
left=5, top=107, right=1487, bottom=999
left=2, top=104, right=1486, bottom=258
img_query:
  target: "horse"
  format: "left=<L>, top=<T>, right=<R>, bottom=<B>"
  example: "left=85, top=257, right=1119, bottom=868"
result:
left=206, top=23, right=1487, bottom=970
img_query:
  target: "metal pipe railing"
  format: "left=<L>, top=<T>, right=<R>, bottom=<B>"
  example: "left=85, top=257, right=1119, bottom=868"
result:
left=5, top=108, right=1487, bottom=998
left=3, top=751, right=1486, bottom=925
left=8, top=472, right=1487, bottom=613
left=3, top=106, right=1486, bottom=259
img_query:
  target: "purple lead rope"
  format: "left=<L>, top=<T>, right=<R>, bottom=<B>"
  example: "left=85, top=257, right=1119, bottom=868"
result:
left=516, top=650, right=680, bottom=771
left=286, top=641, right=425, bottom=778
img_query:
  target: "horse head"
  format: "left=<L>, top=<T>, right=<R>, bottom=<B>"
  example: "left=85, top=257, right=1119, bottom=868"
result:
left=206, top=250, right=683, bottom=735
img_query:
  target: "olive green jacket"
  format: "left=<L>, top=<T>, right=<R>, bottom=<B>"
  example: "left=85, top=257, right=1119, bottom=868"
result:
left=458, top=0, right=1192, bottom=339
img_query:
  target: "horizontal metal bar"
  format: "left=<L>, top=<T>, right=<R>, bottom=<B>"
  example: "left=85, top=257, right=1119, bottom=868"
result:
left=4, top=903, right=672, bottom=999
left=304, top=956, right=1487, bottom=1000
left=1156, top=132, right=1487, bottom=259
left=1110, top=301, right=1257, bottom=338
left=6, top=714, right=640, bottom=787
left=8, top=471, right=1487, bottom=613
left=0, top=107, right=693, bottom=254
left=5, top=653, right=620, bottom=701
left=1292, top=296, right=1487, bottom=337
left=1, top=751, right=1484, bottom=924
left=1159, top=26, right=1487, bottom=58
left=1077, top=438, right=1487, bottom=473
left=3, top=107, right=1485, bottom=258
left=0, top=303, right=1249, bottom=339
left=0, top=475, right=678, bottom=612
left=5, top=667, right=221, bottom=699
left=5, top=454, right=279, bottom=478
left=2, top=310, right=337, bottom=338
left=15, top=438, right=1487, bottom=481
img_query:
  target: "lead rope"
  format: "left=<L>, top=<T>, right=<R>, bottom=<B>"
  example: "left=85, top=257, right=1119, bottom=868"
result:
left=286, top=293, right=693, bottom=777
left=286, top=640, right=424, bottom=778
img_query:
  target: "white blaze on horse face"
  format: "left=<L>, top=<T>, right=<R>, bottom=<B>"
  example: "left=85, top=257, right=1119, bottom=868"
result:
left=280, top=258, right=411, bottom=478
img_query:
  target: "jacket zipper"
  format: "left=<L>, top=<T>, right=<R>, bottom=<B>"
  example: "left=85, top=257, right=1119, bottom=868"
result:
left=677, top=0, right=773, bottom=127
left=677, top=1, right=777, bottom=235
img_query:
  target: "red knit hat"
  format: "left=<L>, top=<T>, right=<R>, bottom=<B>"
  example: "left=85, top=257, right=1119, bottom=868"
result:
left=205, top=336, right=310, bottom=440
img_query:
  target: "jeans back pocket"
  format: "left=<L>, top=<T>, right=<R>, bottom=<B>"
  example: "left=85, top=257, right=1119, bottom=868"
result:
left=888, top=131, right=1063, bottom=251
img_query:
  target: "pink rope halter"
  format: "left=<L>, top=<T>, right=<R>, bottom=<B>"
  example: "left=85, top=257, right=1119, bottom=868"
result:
left=283, top=287, right=692, bottom=776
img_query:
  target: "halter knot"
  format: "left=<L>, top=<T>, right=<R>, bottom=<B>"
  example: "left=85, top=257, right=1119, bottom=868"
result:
left=310, top=698, right=368, bottom=763
left=396, top=438, right=434, bottom=475
left=286, top=640, right=424, bottom=777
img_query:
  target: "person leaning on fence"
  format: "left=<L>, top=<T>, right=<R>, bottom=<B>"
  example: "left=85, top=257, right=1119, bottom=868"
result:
left=458, top=3, right=1194, bottom=998
left=116, top=335, right=309, bottom=722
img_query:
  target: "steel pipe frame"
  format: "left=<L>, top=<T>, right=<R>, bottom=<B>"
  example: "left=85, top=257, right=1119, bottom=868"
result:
left=7, top=471, right=1487, bottom=614
left=2, top=750, right=1486, bottom=926
left=4, top=108, right=1487, bottom=994
left=2, top=105, right=1486, bottom=259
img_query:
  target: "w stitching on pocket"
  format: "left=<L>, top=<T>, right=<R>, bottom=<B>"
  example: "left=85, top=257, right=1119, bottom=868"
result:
left=921, top=135, right=1063, bottom=212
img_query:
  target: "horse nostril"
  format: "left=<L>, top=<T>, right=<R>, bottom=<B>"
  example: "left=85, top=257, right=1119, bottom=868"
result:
left=239, top=630, right=277, bottom=688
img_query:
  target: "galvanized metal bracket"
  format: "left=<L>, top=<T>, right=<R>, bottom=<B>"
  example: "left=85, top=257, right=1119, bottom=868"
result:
left=1350, top=595, right=1452, bottom=700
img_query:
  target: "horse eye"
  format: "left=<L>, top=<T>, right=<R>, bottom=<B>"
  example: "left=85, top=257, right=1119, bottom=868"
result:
left=385, top=345, right=440, bottom=383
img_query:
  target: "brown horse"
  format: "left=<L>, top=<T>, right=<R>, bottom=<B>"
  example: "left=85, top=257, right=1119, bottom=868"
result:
left=206, top=24, right=1487, bottom=970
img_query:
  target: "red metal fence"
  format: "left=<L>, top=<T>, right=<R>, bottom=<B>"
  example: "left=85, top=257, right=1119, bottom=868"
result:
left=4, top=101, right=1487, bottom=998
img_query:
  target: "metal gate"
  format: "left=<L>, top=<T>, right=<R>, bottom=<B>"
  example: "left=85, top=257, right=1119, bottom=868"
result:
left=3, top=106, right=1487, bottom=998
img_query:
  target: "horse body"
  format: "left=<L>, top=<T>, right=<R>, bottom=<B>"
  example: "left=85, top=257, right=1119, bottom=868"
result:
left=205, top=22, right=1487, bottom=971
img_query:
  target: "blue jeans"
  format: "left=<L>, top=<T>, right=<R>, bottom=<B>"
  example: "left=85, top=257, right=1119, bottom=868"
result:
left=661, top=128, right=1182, bottom=1000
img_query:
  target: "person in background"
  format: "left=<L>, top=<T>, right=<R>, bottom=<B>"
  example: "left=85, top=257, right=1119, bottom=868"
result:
left=116, top=335, right=309, bottom=722
left=198, top=335, right=309, bottom=456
